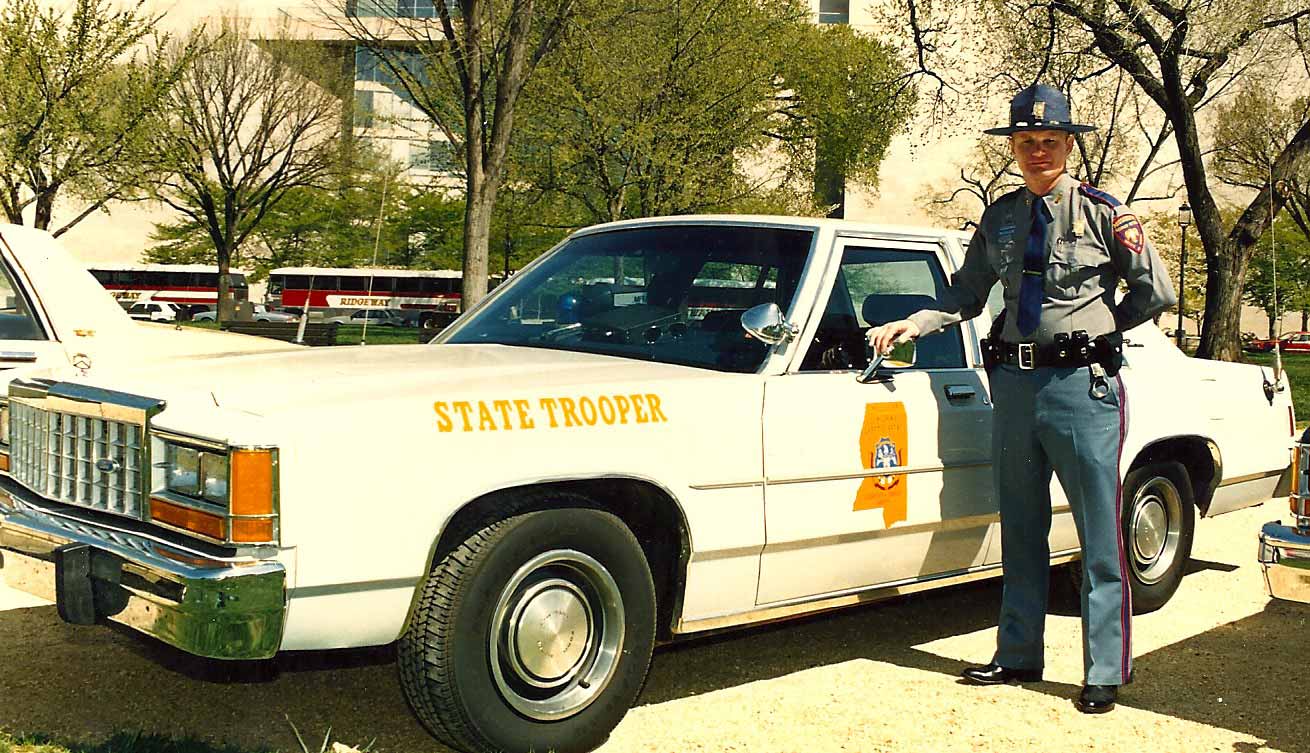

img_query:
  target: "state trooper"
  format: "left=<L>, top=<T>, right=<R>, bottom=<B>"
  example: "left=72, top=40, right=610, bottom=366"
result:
left=867, top=83, right=1176, bottom=714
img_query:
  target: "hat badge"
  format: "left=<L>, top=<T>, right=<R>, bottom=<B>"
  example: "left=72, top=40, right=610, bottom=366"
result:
left=1033, top=100, right=1046, bottom=119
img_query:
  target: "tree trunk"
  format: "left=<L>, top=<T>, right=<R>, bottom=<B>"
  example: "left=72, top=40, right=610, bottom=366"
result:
left=1268, top=314, right=1276, bottom=339
left=33, top=192, right=54, bottom=231
left=217, top=242, right=234, bottom=323
left=1195, top=117, right=1310, bottom=359
left=462, top=177, right=494, bottom=310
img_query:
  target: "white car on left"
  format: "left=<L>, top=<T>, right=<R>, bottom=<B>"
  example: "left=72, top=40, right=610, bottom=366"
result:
left=127, top=301, right=182, bottom=322
left=0, top=224, right=297, bottom=381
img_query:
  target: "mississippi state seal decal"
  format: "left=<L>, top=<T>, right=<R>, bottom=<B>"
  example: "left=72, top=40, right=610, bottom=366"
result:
left=855, top=402, right=908, bottom=526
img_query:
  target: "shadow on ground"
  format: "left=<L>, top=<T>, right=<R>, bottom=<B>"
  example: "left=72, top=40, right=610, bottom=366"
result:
left=1, top=559, right=1303, bottom=753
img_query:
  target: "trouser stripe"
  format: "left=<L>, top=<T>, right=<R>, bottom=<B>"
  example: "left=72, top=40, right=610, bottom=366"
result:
left=1114, top=373, right=1132, bottom=683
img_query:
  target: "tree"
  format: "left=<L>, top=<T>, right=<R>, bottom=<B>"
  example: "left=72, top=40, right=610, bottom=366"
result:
left=1243, top=212, right=1310, bottom=335
left=0, top=0, right=191, bottom=235
left=150, top=147, right=471, bottom=277
left=151, top=17, right=344, bottom=319
left=325, top=0, right=579, bottom=310
left=511, top=0, right=913, bottom=226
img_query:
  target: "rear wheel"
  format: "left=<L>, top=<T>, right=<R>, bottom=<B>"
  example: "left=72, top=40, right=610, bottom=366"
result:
left=1058, top=461, right=1195, bottom=614
left=1121, top=461, right=1195, bottom=613
left=398, top=504, right=656, bottom=753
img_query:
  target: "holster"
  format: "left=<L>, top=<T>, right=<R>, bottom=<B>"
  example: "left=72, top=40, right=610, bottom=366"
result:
left=980, top=310, right=1006, bottom=372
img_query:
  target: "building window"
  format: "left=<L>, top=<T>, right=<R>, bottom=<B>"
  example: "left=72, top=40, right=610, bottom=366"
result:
left=349, top=0, right=445, bottom=17
left=818, top=0, right=848, bottom=24
left=410, top=140, right=456, bottom=172
left=355, top=90, right=376, bottom=128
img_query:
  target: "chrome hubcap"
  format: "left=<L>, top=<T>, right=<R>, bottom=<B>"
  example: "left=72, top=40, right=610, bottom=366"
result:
left=489, top=550, right=625, bottom=720
left=1133, top=498, right=1167, bottom=562
left=507, top=579, right=592, bottom=685
left=1129, top=477, right=1183, bottom=585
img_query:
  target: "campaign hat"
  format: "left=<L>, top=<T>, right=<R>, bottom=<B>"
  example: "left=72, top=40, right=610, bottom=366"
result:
left=984, top=83, right=1097, bottom=136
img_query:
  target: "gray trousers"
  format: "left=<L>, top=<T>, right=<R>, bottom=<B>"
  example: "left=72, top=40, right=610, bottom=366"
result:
left=989, top=363, right=1132, bottom=686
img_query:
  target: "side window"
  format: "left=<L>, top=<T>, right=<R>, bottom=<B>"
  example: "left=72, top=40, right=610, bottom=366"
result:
left=0, top=262, right=46, bottom=341
left=800, top=246, right=965, bottom=371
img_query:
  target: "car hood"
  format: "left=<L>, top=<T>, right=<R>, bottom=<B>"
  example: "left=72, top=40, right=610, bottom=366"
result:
left=73, top=343, right=718, bottom=419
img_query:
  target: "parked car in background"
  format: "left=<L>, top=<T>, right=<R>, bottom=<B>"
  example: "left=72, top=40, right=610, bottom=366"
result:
left=1259, top=427, right=1310, bottom=603
left=323, top=308, right=406, bottom=326
left=127, top=301, right=182, bottom=322
left=193, top=304, right=297, bottom=323
left=1245, top=331, right=1310, bottom=353
left=3, top=216, right=1294, bottom=753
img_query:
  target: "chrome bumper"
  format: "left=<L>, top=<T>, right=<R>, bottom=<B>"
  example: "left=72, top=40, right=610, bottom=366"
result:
left=1258, top=521, right=1310, bottom=604
left=0, top=479, right=286, bottom=659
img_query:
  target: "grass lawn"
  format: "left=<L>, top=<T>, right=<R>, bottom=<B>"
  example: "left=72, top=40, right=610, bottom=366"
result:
left=1240, top=351, right=1310, bottom=429
left=177, top=321, right=427, bottom=346
left=0, top=731, right=270, bottom=753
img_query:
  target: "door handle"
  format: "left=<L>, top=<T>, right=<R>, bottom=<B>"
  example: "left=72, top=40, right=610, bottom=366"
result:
left=943, top=384, right=976, bottom=401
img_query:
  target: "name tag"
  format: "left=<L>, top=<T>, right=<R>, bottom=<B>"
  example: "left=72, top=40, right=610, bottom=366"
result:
left=997, top=223, right=1015, bottom=244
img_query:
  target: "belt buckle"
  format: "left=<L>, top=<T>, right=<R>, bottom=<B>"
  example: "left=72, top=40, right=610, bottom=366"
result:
left=1018, top=342, right=1036, bottom=370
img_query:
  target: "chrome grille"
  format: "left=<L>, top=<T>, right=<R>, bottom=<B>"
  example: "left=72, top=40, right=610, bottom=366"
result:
left=9, top=400, right=145, bottom=517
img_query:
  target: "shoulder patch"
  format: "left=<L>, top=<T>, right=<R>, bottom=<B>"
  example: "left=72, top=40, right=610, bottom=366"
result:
left=1079, top=182, right=1123, bottom=208
left=1112, top=213, right=1145, bottom=254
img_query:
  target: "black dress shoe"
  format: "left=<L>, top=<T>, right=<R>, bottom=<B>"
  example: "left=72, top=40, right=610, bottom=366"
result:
left=1075, top=684, right=1117, bottom=713
left=961, top=663, right=1043, bottom=685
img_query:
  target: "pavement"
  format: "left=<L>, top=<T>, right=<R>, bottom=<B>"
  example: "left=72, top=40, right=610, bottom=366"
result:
left=0, top=500, right=1306, bottom=753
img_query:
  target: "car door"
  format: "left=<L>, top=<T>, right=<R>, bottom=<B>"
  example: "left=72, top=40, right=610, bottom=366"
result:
left=757, top=239, right=995, bottom=604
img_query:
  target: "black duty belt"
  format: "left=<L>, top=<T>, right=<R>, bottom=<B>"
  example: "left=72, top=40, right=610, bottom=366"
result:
left=993, top=338, right=1122, bottom=370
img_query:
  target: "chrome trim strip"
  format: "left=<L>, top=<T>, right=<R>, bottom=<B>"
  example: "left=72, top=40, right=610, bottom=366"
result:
left=676, top=551, right=1080, bottom=634
left=1218, top=468, right=1285, bottom=487
left=688, top=480, right=764, bottom=491
left=289, top=578, right=421, bottom=598
left=764, top=512, right=1001, bottom=553
left=151, top=430, right=227, bottom=452
left=766, top=460, right=991, bottom=486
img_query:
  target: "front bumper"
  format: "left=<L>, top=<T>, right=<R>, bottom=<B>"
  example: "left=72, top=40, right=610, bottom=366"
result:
left=0, top=479, right=286, bottom=659
left=1258, top=521, right=1310, bottom=604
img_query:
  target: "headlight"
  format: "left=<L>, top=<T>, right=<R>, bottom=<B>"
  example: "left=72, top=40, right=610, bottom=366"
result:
left=165, top=445, right=203, bottom=497
left=152, top=437, right=277, bottom=546
left=201, top=453, right=229, bottom=504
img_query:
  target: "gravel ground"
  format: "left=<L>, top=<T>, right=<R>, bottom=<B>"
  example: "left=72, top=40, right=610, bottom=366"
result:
left=1, top=500, right=1306, bottom=753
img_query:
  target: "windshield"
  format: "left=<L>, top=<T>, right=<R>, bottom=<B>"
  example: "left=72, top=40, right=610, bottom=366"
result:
left=444, top=224, right=814, bottom=372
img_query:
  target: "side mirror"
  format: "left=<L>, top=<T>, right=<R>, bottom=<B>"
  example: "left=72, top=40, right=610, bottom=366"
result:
left=857, top=339, right=917, bottom=383
left=741, top=303, right=798, bottom=346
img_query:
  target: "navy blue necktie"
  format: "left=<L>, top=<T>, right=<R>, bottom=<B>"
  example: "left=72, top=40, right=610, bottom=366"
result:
left=1018, top=199, right=1051, bottom=336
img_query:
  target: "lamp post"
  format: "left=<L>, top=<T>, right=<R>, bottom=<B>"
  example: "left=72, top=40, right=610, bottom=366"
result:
left=1176, top=202, right=1192, bottom=348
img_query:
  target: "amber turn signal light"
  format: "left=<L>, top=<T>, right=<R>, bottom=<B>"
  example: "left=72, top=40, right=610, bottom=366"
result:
left=151, top=497, right=226, bottom=541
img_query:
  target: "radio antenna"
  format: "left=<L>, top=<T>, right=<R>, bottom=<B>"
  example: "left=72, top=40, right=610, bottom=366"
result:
left=361, top=168, right=391, bottom=345
left=1271, top=160, right=1283, bottom=385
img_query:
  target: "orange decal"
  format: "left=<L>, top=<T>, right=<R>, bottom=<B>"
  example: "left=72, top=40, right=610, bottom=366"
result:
left=854, top=402, right=908, bottom=526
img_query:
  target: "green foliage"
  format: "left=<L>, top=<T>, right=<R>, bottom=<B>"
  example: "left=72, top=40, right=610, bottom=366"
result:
left=1243, top=212, right=1310, bottom=331
left=512, top=0, right=914, bottom=225
left=0, top=0, right=188, bottom=235
left=150, top=150, right=471, bottom=278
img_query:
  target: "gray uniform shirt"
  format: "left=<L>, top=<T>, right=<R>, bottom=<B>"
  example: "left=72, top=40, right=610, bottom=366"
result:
left=908, top=173, right=1177, bottom=346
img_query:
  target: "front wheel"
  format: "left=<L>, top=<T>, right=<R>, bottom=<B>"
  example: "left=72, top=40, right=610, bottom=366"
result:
left=1121, top=461, right=1195, bottom=613
left=398, top=505, right=656, bottom=753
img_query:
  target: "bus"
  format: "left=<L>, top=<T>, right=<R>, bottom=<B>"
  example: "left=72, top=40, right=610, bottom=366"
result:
left=86, top=263, right=250, bottom=311
left=267, top=267, right=464, bottom=328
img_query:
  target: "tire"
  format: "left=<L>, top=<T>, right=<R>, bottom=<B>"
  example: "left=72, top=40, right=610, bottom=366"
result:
left=1060, top=461, right=1195, bottom=614
left=398, top=505, right=656, bottom=753
left=1120, top=461, right=1195, bottom=613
